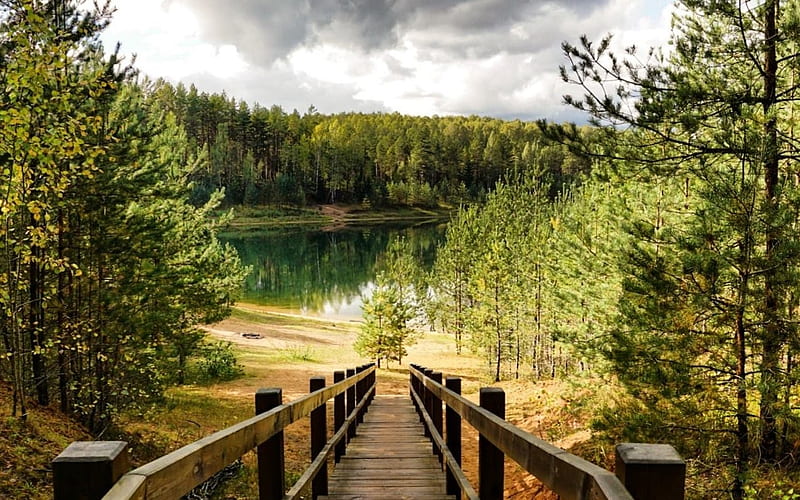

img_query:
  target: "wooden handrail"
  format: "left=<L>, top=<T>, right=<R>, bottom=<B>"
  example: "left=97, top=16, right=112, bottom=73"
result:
left=284, top=383, right=375, bottom=500
left=409, top=379, right=479, bottom=500
left=409, top=365, right=635, bottom=500
left=98, top=365, right=376, bottom=500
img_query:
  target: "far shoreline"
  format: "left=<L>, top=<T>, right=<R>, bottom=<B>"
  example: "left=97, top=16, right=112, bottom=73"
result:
left=218, top=203, right=457, bottom=230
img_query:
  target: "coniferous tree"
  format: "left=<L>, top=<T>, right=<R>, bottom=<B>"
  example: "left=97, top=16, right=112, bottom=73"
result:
left=546, top=1, right=800, bottom=495
left=0, top=1, right=247, bottom=430
left=355, top=275, right=415, bottom=367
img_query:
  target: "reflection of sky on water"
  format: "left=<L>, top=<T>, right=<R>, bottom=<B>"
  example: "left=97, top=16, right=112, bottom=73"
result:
left=224, top=222, right=444, bottom=321
left=303, top=282, right=375, bottom=321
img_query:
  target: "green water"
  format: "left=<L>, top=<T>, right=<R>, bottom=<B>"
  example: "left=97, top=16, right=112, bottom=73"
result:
left=221, top=222, right=446, bottom=320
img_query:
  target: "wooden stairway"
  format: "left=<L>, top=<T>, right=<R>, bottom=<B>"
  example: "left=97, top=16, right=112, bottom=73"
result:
left=319, top=394, right=455, bottom=500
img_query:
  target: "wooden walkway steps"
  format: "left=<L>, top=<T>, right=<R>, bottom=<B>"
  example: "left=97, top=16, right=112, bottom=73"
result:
left=319, top=394, right=455, bottom=500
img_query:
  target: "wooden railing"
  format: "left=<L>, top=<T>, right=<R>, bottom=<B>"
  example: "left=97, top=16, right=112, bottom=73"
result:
left=409, top=364, right=687, bottom=500
left=52, top=363, right=377, bottom=500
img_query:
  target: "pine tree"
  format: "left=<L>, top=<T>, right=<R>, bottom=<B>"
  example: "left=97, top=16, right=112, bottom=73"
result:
left=356, top=277, right=414, bottom=367
left=547, top=1, right=800, bottom=495
left=429, top=207, right=479, bottom=354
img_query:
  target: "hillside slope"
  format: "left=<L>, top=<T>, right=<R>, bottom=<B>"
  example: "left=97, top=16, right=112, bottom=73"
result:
left=0, top=383, right=92, bottom=499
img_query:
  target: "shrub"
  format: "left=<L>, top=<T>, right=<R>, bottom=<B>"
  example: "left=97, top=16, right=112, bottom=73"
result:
left=196, top=341, right=244, bottom=382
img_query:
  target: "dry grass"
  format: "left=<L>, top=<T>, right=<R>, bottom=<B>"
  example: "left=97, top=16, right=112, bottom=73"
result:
left=0, top=304, right=608, bottom=499
left=0, top=384, right=92, bottom=500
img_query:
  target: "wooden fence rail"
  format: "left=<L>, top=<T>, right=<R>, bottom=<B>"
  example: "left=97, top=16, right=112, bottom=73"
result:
left=52, top=364, right=377, bottom=500
left=409, top=364, right=686, bottom=500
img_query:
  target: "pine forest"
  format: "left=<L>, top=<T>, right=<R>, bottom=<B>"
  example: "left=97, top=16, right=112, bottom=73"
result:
left=3, top=1, right=800, bottom=499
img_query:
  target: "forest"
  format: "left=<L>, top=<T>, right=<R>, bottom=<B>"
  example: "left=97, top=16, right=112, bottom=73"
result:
left=146, top=81, right=591, bottom=208
left=3, top=0, right=800, bottom=498
left=355, top=1, right=800, bottom=497
left=0, top=1, right=247, bottom=432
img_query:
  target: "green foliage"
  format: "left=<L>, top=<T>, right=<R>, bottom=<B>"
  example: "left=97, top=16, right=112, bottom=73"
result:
left=283, top=344, right=317, bottom=362
left=195, top=342, right=244, bottom=382
left=429, top=175, right=573, bottom=381
left=356, top=236, right=427, bottom=367
left=147, top=80, right=589, bottom=207
left=744, top=484, right=800, bottom=500
left=355, top=280, right=416, bottom=367
left=0, top=1, right=247, bottom=431
left=548, top=0, right=800, bottom=496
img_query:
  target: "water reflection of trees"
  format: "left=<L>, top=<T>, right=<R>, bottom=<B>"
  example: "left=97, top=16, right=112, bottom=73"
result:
left=222, top=223, right=445, bottom=314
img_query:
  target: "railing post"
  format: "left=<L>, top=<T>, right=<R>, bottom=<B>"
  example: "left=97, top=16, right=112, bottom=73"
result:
left=346, top=367, right=356, bottom=439
left=256, top=388, right=284, bottom=500
left=369, top=363, right=376, bottom=404
left=52, top=441, right=129, bottom=500
left=445, top=377, right=462, bottom=499
left=310, top=376, right=328, bottom=499
left=431, top=371, right=443, bottom=462
left=479, top=387, right=505, bottom=500
left=409, top=366, right=415, bottom=411
left=364, top=364, right=371, bottom=407
left=416, top=365, right=427, bottom=422
left=615, top=443, right=686, bottom=500
left=411, top=365, right=422, bottom=420
left=356, top=365, right=366, bottom=423
left=356, top=365, right=369, bottom=424
left=334, top=370, right=346, bottom=462
left=423, top=368, right=433, bottom=437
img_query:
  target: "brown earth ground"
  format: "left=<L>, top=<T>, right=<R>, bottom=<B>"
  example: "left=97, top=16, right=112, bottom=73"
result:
left=195, top=304, right=593, bottom=499
left=0, top=303, right=600, bottom=499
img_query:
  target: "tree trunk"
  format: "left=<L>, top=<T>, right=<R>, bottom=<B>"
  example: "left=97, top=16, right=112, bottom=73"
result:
left=30, top=242, right=49, bottom=406
left=494, top=282, right=501, bottom=382
left=759, top=0, right=781, bottom=463
left=57, top=209, right=69, bottom=412
left=734, top=298, right=749, bottom=500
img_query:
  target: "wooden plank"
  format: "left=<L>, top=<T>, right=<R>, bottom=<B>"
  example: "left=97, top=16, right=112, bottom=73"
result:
left=329, top=479, right=446, bottom=487
left=325, top=395, right=449, bottom=500
left=332, top=470, right=444, bottom=478
left=324, top=486, right=448, bottom=494
left=319, top=495, right=455, bottom=500
left=336, top=459, right=439, bottom=466
left=335, top=460, right=440, bottom=470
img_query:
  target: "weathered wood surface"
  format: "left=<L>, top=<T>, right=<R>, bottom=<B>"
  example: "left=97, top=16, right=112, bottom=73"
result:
left=318, top=395, right=455, bottom=500
left=102, top=366, right=375, bottom=500
left=410, top=365, right=635, bottom=500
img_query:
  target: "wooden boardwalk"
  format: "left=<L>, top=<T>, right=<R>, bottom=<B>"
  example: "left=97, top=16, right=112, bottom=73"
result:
left=319, top=394, right=455, bottom=500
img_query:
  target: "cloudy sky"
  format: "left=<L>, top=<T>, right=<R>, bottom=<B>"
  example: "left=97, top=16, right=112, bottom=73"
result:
left=100, top=0, right=675, bottom=122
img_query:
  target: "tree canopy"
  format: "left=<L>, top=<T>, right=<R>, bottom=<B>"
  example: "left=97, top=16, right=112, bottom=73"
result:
left=147, top=81, right=591, bottom=208
left=0, top=0, right=246, bottom=431
left=540, top=0, right=800, bottom=496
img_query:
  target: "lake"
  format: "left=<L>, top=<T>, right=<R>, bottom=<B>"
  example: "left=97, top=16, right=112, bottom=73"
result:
left=221, top=221, right=446, bottom=320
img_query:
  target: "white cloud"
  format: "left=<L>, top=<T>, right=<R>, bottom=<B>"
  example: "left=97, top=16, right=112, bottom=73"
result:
left=102, top=0, right=675, bottom=120
left=104, top=0, right=248, bottom=81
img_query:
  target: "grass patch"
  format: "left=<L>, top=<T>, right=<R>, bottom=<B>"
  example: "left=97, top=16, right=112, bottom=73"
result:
left=281, top=344, right=318, bottom=362
left=231, top=306, right=351, bottom=330
left=0, top=385, right=92, bottom=500
left=221, top=204, right=329, bottom=230
left=224, top=204, right=323, bottom=220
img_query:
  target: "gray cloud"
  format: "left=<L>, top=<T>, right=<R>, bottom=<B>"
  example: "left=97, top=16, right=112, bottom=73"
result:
left=116, top=0, right=669, bottom=121
left=166, top=0, right=310, bottom=63
left=169, top=0, right=613, bottom=64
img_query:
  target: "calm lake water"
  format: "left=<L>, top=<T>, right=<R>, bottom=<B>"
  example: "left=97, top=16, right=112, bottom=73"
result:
left=221, top=221, right=446, bottom=320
